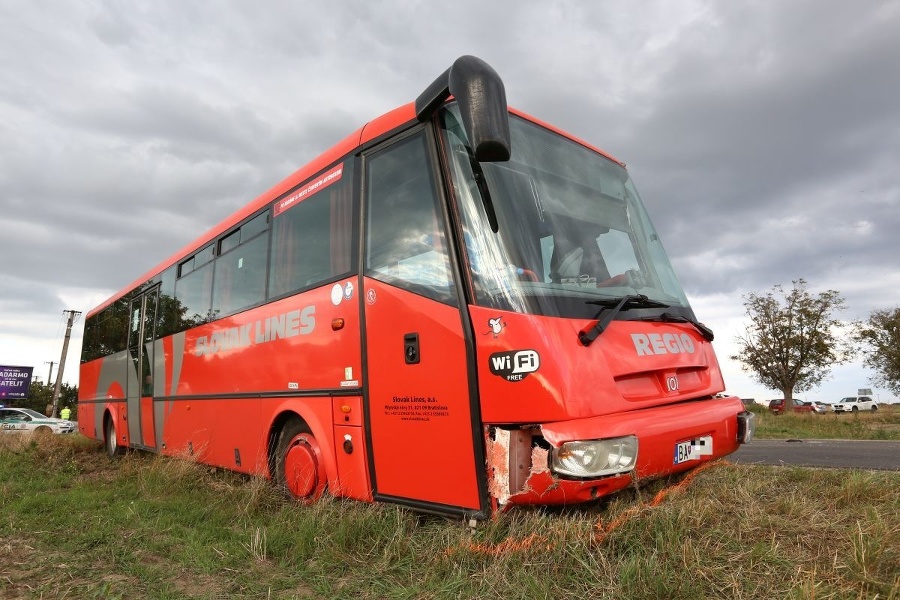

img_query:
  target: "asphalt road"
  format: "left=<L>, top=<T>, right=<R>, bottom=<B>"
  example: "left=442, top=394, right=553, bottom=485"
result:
left=730, top=439, right=900, bottom=471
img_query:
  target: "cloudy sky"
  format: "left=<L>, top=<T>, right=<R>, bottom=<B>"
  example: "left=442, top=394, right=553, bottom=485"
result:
left=1, top=1, right=898, bottom=403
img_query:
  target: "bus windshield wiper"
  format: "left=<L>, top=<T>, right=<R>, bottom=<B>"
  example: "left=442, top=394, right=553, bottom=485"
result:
left=637, top=312, right=715, bottom=342
left=579, top=295, right=669, bottom=346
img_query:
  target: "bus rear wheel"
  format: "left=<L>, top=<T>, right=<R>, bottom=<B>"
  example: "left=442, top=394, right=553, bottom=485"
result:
left=274, top=419, right=326, bottom=502
left=104, top=417, right=124, bottom=458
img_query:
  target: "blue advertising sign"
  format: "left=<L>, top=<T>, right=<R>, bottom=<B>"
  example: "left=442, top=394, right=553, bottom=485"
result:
left=0, top=365, right=34, bottom=399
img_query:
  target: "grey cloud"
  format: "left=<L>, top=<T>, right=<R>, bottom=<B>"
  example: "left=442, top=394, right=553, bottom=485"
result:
left=1, top=0, right=898, bottom=399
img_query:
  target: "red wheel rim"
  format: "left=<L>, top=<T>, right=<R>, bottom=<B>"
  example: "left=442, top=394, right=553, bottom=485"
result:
left=283, top=434, right=325, bottom=500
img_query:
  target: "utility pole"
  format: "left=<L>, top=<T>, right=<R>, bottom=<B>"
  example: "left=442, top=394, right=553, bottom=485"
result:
left=51, top=310, right=81, bottom=418
left=45, top=361, right=55, bottom=388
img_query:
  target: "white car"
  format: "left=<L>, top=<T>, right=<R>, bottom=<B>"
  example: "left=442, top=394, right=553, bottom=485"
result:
left=0, top=407, right=76, bottom=434
left=831, top=396, right=878, bottom=413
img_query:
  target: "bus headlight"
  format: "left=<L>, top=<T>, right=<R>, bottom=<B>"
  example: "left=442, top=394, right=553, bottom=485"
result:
left=551, top=436, right=638, bottom=478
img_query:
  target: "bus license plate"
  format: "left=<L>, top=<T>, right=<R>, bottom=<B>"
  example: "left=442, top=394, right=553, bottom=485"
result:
left=673, top=435, right=713, bottom=464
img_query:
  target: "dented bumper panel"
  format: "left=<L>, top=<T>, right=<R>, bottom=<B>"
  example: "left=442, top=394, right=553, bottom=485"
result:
left=487, top=428, right=634, bottom=507
left=487, top=397, right=745, bottom=508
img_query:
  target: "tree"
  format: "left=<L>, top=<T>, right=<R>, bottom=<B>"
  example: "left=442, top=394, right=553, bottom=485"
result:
left=57, top=383, right=78, bottom=419
left=23, top=381, right=52, bottom=414
left=854, top=307, right=900, bottom=395
left=15, top=382, right=77, bottom=418
left=731, top=279, right=853, bottom=400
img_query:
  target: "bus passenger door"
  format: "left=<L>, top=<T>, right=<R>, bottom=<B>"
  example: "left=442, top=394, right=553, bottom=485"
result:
left=361, top=131, right=487, bottom=515
left=126, top=286, right=159, bottom=451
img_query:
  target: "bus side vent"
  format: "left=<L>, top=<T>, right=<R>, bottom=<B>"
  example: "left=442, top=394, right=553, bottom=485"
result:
left=234, top=448, right=242, bottom=467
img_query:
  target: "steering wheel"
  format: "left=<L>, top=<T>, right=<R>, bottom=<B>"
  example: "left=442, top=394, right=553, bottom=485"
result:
left=596, top=270, right=642, bottom=288
left=596, top=273, right=629, bottom=288
left=513, top=267, right=539, bottom=282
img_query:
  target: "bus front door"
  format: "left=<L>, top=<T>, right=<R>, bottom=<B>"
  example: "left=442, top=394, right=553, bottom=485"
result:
left=363, top=281, right=485, bottom=514
left=361, top=131, right=487, bottom=515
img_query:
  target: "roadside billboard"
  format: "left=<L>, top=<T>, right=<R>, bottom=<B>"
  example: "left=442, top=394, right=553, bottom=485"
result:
left=0, top=365, right=34, bottom=400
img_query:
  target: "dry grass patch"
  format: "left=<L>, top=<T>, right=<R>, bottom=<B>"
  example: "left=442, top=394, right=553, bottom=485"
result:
left=1, top=435, right=898, bottom=599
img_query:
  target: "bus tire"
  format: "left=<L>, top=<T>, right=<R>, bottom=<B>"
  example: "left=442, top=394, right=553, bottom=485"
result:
left=104, top=416, right=124, bottom=458
left=274, top=418, right=326, bottom=502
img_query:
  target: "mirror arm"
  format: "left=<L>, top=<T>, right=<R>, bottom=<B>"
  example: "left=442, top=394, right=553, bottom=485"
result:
left=415, top=55, right=511, bottom=163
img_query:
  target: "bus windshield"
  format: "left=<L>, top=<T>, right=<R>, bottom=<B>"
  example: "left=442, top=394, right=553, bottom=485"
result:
left=441, top=105, right=693, bottom=321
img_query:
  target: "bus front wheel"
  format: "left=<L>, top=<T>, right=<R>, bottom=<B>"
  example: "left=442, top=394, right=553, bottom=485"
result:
left=274, top=419, right=326, bottom=502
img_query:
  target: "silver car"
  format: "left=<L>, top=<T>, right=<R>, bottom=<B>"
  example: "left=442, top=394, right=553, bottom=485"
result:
left=0, top=407, right=76, bottom=434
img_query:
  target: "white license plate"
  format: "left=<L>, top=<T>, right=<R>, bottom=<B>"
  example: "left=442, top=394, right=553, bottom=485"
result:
left=674, top=435, right=713, bottom=464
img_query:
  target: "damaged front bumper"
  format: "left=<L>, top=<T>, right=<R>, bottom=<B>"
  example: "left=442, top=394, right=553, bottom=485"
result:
left=487, top=396, right=748, bottom=509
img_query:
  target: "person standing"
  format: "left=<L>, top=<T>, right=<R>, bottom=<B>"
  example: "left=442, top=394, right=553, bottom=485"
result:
left=60, top=406, right=72, bottom=420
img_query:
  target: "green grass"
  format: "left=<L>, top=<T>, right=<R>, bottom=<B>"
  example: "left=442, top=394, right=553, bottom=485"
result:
left=1, top=432, right=898, bottom=599
left=748, top=403, right=900, bottom=440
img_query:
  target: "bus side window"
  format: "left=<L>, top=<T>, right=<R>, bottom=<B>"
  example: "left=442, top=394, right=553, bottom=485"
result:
left=269, top=161, right=355, bottom=299
left=212, top=232, right=269, bottom=316
left=81, top=298, right=130, bottom=362
left=175, top=262, right=214, bottom=326
left=365, top=133, right=456, bottom=305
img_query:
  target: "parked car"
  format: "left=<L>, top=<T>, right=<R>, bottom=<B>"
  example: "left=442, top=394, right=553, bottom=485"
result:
left=768, top=398, right=816, bottom=415
left=0, top=407, right=76, bottom=434
left=809, top=401, right=832, bottom=414
left=831, top=396, right=878, bottom=413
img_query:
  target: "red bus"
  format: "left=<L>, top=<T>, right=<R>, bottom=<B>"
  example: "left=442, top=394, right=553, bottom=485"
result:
left=78, top=56, right=754, bottom=518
